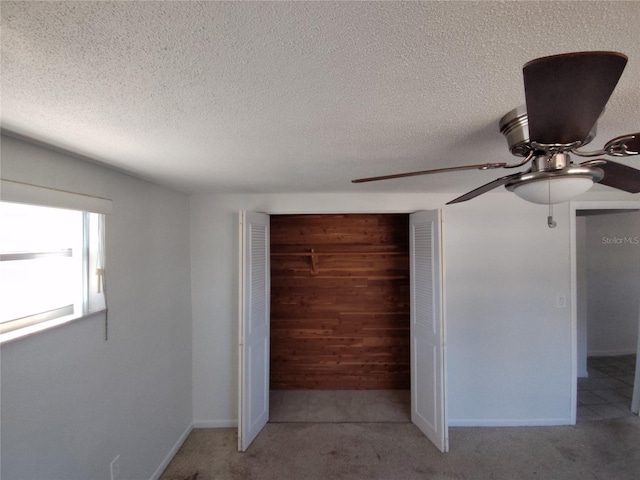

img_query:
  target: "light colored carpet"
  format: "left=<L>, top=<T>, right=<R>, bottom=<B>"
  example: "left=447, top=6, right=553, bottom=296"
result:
left=160, top=415, right=640, bottom=480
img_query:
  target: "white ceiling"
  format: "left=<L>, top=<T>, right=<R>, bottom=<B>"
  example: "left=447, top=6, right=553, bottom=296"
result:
left=2, top=1, right=639, bottom=195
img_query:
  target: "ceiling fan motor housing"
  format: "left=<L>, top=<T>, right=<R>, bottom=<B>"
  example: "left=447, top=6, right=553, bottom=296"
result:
left=531, top=152, right=569, bottom=171
left=499, top=106, right=598, bottom=157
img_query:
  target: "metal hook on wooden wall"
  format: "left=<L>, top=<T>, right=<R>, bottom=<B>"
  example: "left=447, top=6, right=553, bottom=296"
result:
left=310, top=248, right=319, bottom=275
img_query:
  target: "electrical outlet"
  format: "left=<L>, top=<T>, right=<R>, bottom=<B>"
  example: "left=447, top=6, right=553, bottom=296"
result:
left=110, top=455, right=121, bottom=480
left=557, top=295, right=567, bottom=308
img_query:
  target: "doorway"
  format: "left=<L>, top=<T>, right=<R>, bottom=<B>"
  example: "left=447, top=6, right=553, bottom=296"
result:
left=573, top=203, right=640, bottom=422
left=239, top=210, right=447, bottom=452
left=269, top=214, right=411, bottom=423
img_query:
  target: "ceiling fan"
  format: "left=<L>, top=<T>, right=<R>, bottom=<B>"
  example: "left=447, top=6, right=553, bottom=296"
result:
left=353, top=51, right=640, bottom=212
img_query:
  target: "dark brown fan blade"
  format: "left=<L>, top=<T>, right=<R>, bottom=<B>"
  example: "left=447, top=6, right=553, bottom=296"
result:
left=581, top=159, right=640, bottom=193
left=604, top=132, right=640, bottom=156
left=523, top=51, right=628, bottom=145
left=446, top=173, right=523, bottom=205
left=352, top=162, right=507, bottom=183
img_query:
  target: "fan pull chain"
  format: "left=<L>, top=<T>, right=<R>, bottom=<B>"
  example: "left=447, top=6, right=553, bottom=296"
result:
left=547, top=179, right=557, bottom=228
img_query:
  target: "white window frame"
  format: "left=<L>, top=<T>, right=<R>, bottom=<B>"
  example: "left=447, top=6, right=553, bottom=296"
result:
left=0, top=179, right=112, bottom=343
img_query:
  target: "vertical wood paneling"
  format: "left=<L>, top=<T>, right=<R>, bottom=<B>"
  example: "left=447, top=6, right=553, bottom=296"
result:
left=270, top=214, right=410, bottom=390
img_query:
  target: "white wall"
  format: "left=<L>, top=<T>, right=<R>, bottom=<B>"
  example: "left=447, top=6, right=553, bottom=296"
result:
left=444, top=195, right=574, bottom=425
left=190, top=192, right=576, bottom=427
left=0, top=135, right=193, bottom=480
left=584, top=210, right=640, bottom=356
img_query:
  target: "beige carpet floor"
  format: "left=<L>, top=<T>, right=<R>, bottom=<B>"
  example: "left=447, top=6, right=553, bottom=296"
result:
left=160, top=415, right=640, bottom=480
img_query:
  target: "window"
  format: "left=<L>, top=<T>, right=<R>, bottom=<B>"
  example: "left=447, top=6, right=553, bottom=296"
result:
left=0, top=192, right=108, bottom=342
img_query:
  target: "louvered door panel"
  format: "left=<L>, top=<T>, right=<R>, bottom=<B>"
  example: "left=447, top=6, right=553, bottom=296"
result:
left=239, top=211, right=270, bottom=452
left=410, top=210, right=447, bottom=453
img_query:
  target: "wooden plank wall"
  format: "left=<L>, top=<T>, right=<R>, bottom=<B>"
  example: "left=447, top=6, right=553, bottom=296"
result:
left=270, top=214, right=410, bottom=390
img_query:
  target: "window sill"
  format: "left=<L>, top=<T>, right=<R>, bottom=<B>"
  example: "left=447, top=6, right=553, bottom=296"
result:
left=0, top=308, right=106, bottom=345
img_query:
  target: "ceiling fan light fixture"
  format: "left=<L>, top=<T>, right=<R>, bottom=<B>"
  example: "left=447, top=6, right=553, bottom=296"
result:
left=511, top=176, right=594, bottom=204
left=505, top=166, right=603, bottom=204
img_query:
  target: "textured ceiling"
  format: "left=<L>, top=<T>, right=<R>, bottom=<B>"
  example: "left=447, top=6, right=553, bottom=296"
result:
left=2, top=1, right=639, bottom=195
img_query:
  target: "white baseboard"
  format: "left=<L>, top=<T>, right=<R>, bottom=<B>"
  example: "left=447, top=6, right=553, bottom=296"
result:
left=149, top=422, right=193, bottom=480
left=193, top=419, right=238, bottom=428
left=448, top=417, right=571, bottom=427
left=588, top=349, right=637, bottom=357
